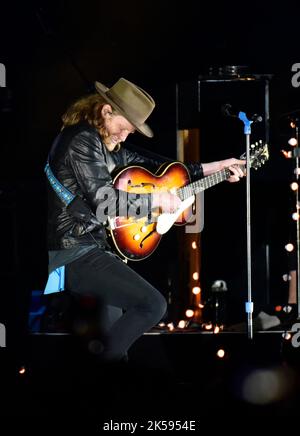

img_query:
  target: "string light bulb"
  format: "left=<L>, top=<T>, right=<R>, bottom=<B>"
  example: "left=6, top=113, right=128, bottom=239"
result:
left=192, top=286, right=201, bottom=295
left=285, top=243, right=294, bottom=252
left=291, top=182, right=298, bottom=191
left=216, top=349, right=225, bottom=358
left=167, top=322, right=174, bottom=331
left=18, top=366, right=26, bottom=375
left=282, top=332, right=291, bottom=340
left=178, top=320, right=187, bottom=329
left=282, top=273, right=291, bottom=282
left=185, top=309, right=194, bottom=318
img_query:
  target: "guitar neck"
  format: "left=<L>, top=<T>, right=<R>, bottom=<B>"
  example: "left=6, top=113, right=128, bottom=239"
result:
left=177, top=168, right=231, bottom=200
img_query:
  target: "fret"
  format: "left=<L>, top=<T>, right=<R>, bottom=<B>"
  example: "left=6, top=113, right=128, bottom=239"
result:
left=178, top=169, right=229, bottom=200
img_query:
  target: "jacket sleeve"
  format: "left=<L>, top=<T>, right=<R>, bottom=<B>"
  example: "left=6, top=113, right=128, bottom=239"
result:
left=125, top=148, right=204, bottom=180
left=186, top=162, right=204, bottom=180
left=68, top=130, right=151, bottom=219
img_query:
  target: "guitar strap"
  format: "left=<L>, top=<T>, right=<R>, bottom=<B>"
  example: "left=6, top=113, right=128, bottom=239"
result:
left=44, top=161, right=75, bottom=206
left=44, top=161, right=75, bottom=294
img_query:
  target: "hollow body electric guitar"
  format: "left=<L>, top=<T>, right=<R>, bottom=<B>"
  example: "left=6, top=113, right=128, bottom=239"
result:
left=107, top=141, right=269, bottom=261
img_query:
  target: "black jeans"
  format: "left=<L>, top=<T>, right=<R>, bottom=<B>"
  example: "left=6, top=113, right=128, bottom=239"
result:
left=65, top=247, right=167, bottom=362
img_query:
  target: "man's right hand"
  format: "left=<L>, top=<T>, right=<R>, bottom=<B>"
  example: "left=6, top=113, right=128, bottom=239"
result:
left=151, top=191, right=182, bottom=213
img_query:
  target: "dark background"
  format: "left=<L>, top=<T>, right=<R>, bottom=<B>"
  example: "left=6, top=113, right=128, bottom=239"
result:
left=1, top=0, right=300, bottom=337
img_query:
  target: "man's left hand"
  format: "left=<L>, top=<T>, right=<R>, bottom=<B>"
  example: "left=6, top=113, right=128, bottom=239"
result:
left=219, top=158, right=245, bottom=183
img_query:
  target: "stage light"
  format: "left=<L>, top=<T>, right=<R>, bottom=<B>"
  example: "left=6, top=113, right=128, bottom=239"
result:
left=191, top=241, right=197, bottom=249
left=292, top=212, right=299, bottom=221
left=281, top=150, right=292, bottom=158
left=294, top=168, right=300, bottom=175
left=285, top=243, right=294, bottom=252
left=185, top=309, right=194, bottom=318
left=282, top=274, right=291, bottom=282
left=290, top=182, right=298, bottom=191
left=204, top=323, right=213, bottom=330
left=198, top=303, right=205, bottom=309
left=214, top=325, right=220, bottom=334
left=288, top=137, right=298, bottom=146
left=282, top=332, right=292, bottom=340
left=192, top=286, right=201, bottom=295
left=275, top=305, right=282, bottom=312
left=192, top=272, right=199, bottom=280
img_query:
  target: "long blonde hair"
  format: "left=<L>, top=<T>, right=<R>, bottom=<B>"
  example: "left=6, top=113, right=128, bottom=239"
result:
left=61, top=93, right=121, bottom=149
left=62, top=94, right=107, bottom=129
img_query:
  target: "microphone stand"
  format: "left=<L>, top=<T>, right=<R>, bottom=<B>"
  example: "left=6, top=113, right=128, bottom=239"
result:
left=238, top=112, right=254, bottom=340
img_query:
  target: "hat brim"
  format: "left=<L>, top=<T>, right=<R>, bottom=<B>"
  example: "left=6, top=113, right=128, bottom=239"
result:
left=95, top=81, right=153, bottom=138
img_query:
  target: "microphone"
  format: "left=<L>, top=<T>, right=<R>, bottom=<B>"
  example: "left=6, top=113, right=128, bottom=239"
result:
left=221, top=103, right=263, bottom=123
left=222, top=103, right=238, bottom=118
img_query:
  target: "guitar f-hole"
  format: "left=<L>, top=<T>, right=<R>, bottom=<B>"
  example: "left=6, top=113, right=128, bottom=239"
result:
left=128, top=180, right=156, bottom=188
left=139, top=229, right=156, bottom=248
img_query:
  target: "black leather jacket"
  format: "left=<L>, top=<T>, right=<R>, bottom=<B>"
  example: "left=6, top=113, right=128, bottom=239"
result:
left=47, top=122, right=203, bottom=250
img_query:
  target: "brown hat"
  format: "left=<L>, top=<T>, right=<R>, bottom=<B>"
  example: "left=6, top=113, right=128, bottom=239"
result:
left=95, top=78, right=155, bottom=138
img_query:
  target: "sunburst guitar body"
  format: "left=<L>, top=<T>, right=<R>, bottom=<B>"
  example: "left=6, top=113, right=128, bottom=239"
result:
left=108, top=162, right=192, bottom=261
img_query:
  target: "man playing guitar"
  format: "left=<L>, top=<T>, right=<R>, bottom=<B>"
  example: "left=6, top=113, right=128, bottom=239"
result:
left=45, top=77, right=244, bottom=364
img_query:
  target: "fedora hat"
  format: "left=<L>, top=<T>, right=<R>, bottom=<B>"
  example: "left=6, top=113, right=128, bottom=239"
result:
left=94, top=78, right=155, bottom=138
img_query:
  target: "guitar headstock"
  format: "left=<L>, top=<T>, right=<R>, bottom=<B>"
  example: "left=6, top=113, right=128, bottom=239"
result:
left=240, top=140, right=269, bottom=170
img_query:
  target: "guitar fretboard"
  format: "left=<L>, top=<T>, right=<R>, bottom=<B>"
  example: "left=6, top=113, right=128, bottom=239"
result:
left=177, top=168, right=231, bottom=201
